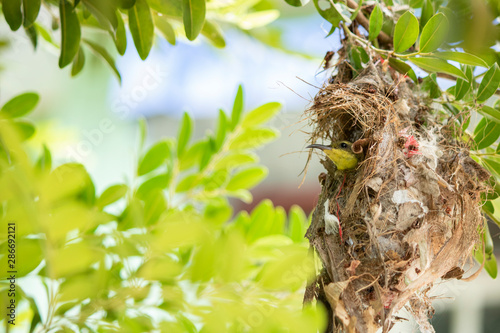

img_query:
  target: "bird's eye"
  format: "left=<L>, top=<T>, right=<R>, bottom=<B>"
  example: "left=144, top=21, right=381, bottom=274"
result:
left=340, top=142, right=348, bottom=148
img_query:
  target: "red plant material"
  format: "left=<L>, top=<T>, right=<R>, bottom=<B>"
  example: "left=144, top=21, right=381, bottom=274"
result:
left=399, top=127, right=421, bottom=158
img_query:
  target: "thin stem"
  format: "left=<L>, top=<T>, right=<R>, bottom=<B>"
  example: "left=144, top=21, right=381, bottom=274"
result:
left=341, top=23, right=391, bottom=57
left=472, top=152, right=499, bottom=157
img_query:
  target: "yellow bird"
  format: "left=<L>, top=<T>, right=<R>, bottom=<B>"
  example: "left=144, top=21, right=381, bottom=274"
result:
left=306, top=141, right=359, bottom=171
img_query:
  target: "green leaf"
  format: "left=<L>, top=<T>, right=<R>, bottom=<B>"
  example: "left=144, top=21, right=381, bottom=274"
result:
left=230, top=85, right=244, bottom=130
left=204, top=198, right=232, bottom=228
left=50, top=241, right=102, bottom=279
left=312, top=0, right=343, bottom=28
left=420, top=0, right=433, bottom=29
left=1, top=238, right=43, bottom=276
left=83, top=39, right=122, bottom=83
left=474, top=118, right=500, bottom=150
left=227, top=189, right=252, bottom=203
left=434, top=52, right=488, bottom=67
left=393, top=11, right=419, bottom=53
left=246, top=200, right=275, bottom=242
left=82, top=0, right=118, bottom=31
left=179, top=141, right=206, bottom=170
left=71, top=47, right=85, bottom=77
left=149, top=0, right=182, bottom=16
left=288, top=205, right=307, bottom=243
left=129, top=0, right=154, bottom=60
left=175, top=174, right=200, bottom=192
left=474, top=117, right=488, bottom=135
left=144, top=189, right=166, bottom=225
left=138, top=141, right=171, bottom=176
left=213, top=152, right=258, bottom=170
left=421, top=73, right=441, bottom=98
left=136, top=173, right=171, bottom=199
left=484, top=254, right=498, bottom=279
left=22, top=0, right=41, bottom=27
left=479, top=106, right=500, bottom=124
left=482, top=156, right=500, bottom=179
left=177, top=112, right=193, bottom=157
left=284, top=0, right=309, bottom=6
left=24, top=25, right=38, bottom=49
left=113, top=12, right=127, bottom=55
left=213, top=229, right=245, bottom=282
left=138, top=117, right=147, bottom=150
left=137, top=256, right=183, bottom=281
left=409, top=57, right=466, bottom=79
left=118, top=197, right=144, bottom=229
left=257, top=246, right=314, bottom=291
left=226, top=166, right=268, bottom=191
left=238, top=10, right=280, bottom=30
left=409, top=0, right=423, bottom=7
left=1, top=92, right=39, bottom=118
left=182, top=0, right=206, bottom=41
left=59, top=273, right=99, bottom=302
left=349, top=46, right=369, bottom=71
left=454, top=74, right=470, bottom=101
left=477, top=64, right=500, bottom=102
left=3, top=0, right=22, bottom=31
left=368, top=4, right=383, bottom=41
left=36, top=23, right=55, bottom=45
left=484, top=179, right=500, bottom=201
left=241, top=102, right=281, bottom=128
left=44, top=163, right=95, bottom=205
left=36, top=144, right=52, bottom=173
left=203, top=169, right=228, bottom=191
left=485, top=198, right=500, bottom=227
left=201, top=20, right=225, bottom=48
left=154, top=14, right=176, bottom=45
left=348, top=0, right=362, bottom=22
left=388, top=57, right=417, bottom=82
left=419, top=13, right=449, bottom=53
left=215, top=109, right=227, bottom=150
left=119, top=0, right=136, bottom=9
left=97, top=184, right=128, bottom=208
left=59, top=0, right=81, bottom=68
left=229, top=128, right=279, bottom=150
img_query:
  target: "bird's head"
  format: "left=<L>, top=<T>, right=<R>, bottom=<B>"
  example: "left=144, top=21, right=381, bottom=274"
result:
left=306, top=141, right=359, bottom=171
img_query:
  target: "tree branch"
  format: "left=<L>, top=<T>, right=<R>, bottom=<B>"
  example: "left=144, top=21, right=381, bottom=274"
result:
left=345, top=0, right=392, bottom=47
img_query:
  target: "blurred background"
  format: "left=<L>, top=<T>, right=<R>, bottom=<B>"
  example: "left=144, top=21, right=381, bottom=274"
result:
left=1, top=0, right=499, bottom=332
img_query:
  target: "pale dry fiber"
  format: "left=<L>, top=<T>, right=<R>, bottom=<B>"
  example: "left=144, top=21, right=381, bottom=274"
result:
left=303, top=61, right=491, bottom=333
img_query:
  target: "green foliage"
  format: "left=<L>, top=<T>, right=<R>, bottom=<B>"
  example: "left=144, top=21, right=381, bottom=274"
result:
left=477, top=64, right=500, bottom=102
left=1, top=0, right=281, bottom=79
left=59, top=0, right=81, bottom=68
left=83, top=39, right=122, bottom=83
left=128, top=0, right=154, bottom=60
left=409, top=57, right=466, bottom=79
left=1, top=92, right=39, bottom=118
left=393, top=11, right=419, bottom=53
left=2, top=0, right=22, bottom=31
left=419, top=13, right=448, bottom=53
left=368, top=4, right=383, bottom=42
left=0, top=89, right=324, bottom=331
left=284, top=0, right=310, bottom=6
left=182, top=0, right=206, bottom=41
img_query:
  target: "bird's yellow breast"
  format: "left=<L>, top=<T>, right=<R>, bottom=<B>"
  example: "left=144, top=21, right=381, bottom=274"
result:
left=324, top=148, right=359, bottom=170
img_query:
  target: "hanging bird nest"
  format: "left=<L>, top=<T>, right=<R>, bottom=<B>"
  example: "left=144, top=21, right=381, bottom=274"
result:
left=303, top=60, right=491, bottom=333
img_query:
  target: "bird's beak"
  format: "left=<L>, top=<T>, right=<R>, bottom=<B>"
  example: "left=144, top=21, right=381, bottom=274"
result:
left=306, top=144, right=332, bottom=150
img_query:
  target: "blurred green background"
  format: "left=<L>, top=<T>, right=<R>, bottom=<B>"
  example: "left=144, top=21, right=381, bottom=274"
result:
left=1, top=0, right=500, bottom=332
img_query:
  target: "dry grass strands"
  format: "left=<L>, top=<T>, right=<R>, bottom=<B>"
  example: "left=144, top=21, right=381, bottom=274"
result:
left=304, top=62, right=490, bottom=333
